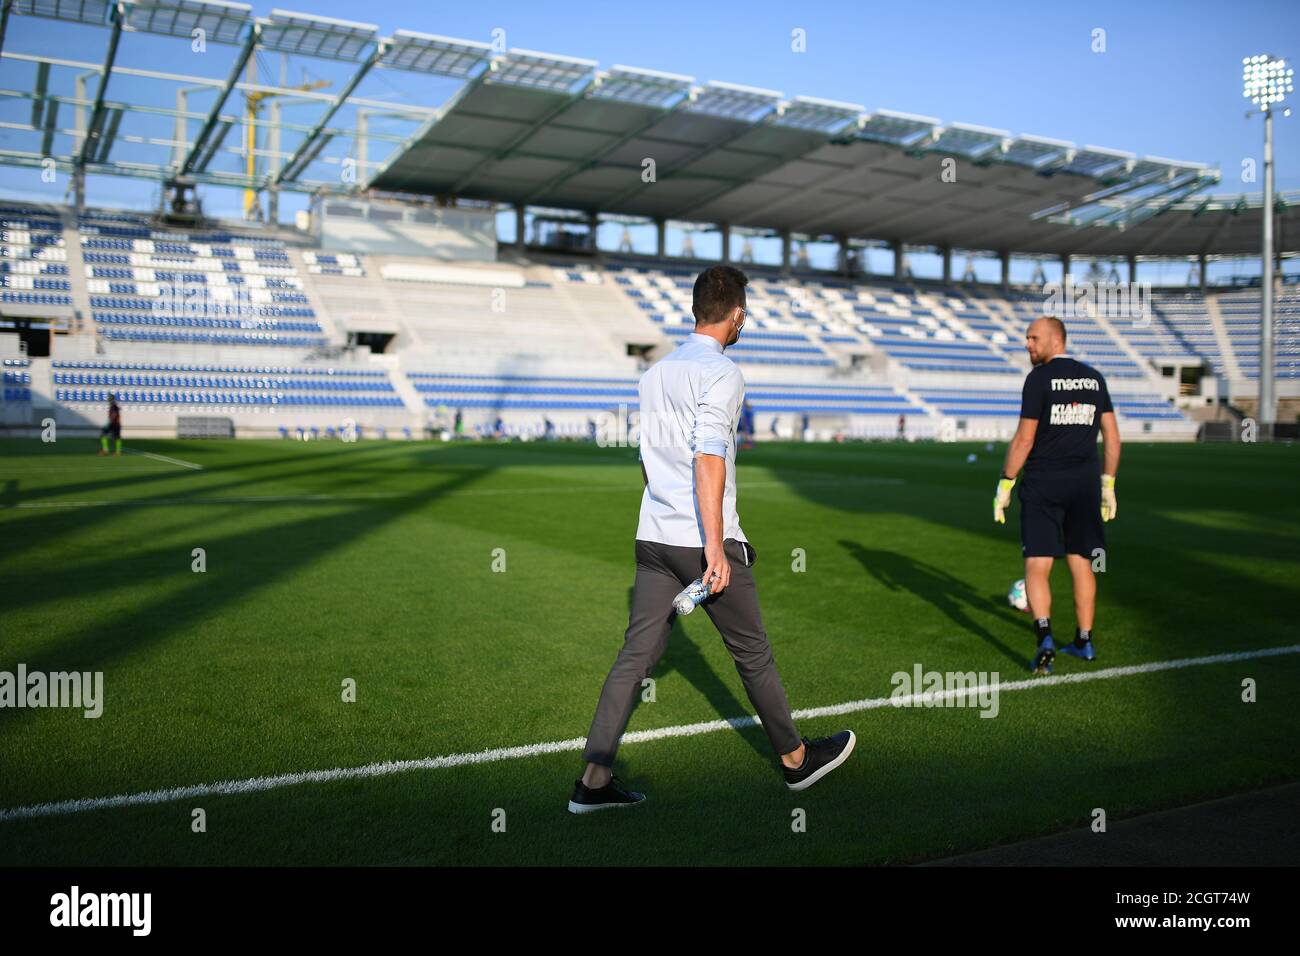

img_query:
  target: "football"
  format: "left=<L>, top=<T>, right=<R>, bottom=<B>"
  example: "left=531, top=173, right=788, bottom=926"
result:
left=1008, top=578, right=1030, bottom=613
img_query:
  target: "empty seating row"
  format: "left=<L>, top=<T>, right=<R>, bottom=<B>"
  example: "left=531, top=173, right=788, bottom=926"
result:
left=57, top=388, right=403, bottom=407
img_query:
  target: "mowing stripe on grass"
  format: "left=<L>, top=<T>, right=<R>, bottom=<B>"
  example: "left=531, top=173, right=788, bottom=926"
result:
left=2, top=477, right=904, bottom=510
left=6, top=494, right=401, bottom=509
left=2, top=643, right=1294, bottom=823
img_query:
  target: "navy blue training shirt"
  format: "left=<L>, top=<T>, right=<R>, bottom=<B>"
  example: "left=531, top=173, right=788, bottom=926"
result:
left=1019, top=356, right=1113, bottom=473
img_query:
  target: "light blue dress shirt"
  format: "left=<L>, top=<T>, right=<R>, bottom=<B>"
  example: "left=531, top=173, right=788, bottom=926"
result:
left=635, top=332, right=748, bottom=547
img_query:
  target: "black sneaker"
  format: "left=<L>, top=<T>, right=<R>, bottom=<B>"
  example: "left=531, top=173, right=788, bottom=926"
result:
left=783, top=731, right=856, bottom=791
left=567, top=776, right=646, bottom=814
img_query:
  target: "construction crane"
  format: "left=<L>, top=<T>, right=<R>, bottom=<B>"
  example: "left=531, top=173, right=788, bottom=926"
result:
left=243, top=56, right=329, bottom=219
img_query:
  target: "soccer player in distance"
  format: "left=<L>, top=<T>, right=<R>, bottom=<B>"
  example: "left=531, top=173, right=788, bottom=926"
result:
left=993, top=317, right=1120, bottom=676
left=569, top=266, right=856, bottom=813
left=99, top=393, right=122, bottom=457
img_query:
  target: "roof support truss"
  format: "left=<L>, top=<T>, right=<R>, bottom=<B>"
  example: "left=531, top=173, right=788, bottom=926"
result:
left=276, top=39, right=386, bottom=185
left=449, top=77, right=596, bottom=194
left=181, top=19, right=259, bottom=175
left=75, top=1, right=125, bottom=167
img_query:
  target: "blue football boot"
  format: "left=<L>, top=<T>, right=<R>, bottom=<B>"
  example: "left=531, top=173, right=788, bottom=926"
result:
left=1060, top=637, right=1096, bottom=661
left=1031, top=635, right=1056, bottom=676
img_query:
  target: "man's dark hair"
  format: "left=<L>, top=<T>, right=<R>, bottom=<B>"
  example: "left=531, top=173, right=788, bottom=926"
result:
left=692, top=265, right=748, bottom=326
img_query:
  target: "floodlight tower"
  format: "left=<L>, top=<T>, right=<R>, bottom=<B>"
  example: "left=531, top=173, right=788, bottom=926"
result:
left=1243, top=54, right=1294, bottom=430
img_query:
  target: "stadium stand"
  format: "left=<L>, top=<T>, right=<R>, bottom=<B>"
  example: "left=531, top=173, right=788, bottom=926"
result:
left=8, top=199, right=1296, bottom=442
left=79, top=209, right=328, bottom=351
left=0, top=205, right=72, bottom=309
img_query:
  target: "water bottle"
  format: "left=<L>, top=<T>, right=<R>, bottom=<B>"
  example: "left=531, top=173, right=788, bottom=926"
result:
left=673, top=577, right=711, bottom=615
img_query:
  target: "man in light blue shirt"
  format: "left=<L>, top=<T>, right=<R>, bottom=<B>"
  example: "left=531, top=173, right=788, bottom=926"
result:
left=568, top=266, right=857, bottom=813
left=635, top=329, right=748, bottom=548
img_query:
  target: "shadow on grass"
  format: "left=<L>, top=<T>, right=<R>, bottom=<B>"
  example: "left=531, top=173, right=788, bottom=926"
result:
left=625, top=587, right=773, bottom=768
left=0, top=439, right=412, bottom=561
left=839, top=540, right=1027, bottom=670
left=754, top=443, right=1300, bottom=646
left=571, top=585, right=777, bottom=789
left=0, top=446, right=491, bottom=733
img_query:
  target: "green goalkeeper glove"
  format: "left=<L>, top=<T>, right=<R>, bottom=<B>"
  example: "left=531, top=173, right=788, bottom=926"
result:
left=993, top=475, right=1016, bottom=524
left=1101, top=474, right=1117, bottom=522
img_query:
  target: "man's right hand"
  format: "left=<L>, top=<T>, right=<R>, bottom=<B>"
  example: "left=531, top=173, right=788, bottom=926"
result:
left=703, top=540, right=732, bottom=594
left=993, top=476, right=1016, bottom=524
left=1100, top=474, right=1118, bottom=522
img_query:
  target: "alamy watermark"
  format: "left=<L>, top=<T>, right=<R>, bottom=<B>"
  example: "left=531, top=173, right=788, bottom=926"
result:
left=889, top=664, right=1000, bottom=718
left=1042, top=276, right=1153, bottom=328
left=0, top=664, right=103, bottom=718
left=594, top=404, right=705, bottom=449
left=50, top=886, right=150, bottom=936
left=153, top=280, right=261, bottom=322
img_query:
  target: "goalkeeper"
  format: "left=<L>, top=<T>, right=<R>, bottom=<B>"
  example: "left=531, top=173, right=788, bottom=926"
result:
left=992, top=317, right=1121, bottom=676
left=99, top=394, right=123, bottom=457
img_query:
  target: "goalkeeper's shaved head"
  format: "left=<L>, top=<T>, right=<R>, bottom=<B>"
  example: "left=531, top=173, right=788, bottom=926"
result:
left=1026, top=316, right=1067, bottom=366
left=1041, top=316, right=1067, bottom=347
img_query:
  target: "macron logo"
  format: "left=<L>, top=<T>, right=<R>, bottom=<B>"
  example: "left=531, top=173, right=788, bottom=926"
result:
left=1051, top=377, right=1101, bottom=391
left=50, top=886, right=151, bottom=937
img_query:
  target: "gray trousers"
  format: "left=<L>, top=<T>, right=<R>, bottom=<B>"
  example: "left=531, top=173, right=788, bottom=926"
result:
left=582, top=538, right=802, bottom=766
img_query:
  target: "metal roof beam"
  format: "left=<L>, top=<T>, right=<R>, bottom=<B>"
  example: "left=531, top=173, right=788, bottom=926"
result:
left=521, top=103, right=688, bottom=205
left=736, top=155, right=865, bottom=222
left=92, top=104, right=122, bottom=162
left=601, top=115, right=779, bottom=212
left=75, top=0, right=124, bottom=167
left=658, top=96, right=863, bottom=220
left=1031, top=166, right=1186, bottom=222
left=1198, top=204, right=1243, bottom=256
left=38, top=92, right=58, bottom=156
left=180, top=19, right=258, bottom=174
left=0, top=0, right=13, bottom=60
left=3, top=48, right=435, bottom=116
left=1001, top=134, right=1076, bottom=170
left=193, top=116, right=232, bottom=172
left=449, top=74, right=596, bottom=195
left=0, top=146, right=354, bottom=193
left=0, top=88, right=416, bottom=146
left=363, top=66, right=488, bottom=189
left=1113, top=178, right=1217, bottom=231
left=125, top=0, right=252, bottom=46
left=277, top=37, right=385, bottom=184
left=662, top=130, right=853, bottom=222
left=785, top=166, right=933, bottom=235
left=1089, top=172, right=1210, bottom=227
left=516, top=66, right=695, bottom=205
left=1135, top=205, right=1202, bottom=254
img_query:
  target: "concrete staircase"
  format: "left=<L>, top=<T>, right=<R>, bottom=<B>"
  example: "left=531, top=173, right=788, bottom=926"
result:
left=1204, top=294, right=1243, bottom=383
left=385, top=361, right=426, bottom=419
left=1089, top=307, right=1165, bottom=387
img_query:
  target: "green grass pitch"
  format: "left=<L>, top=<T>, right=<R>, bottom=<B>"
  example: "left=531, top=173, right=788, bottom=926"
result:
left=0, top=436, right=1296, bottom=865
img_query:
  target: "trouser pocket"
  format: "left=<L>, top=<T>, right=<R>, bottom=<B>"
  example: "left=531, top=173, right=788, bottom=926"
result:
left=726, top=539, right=756, bottom=567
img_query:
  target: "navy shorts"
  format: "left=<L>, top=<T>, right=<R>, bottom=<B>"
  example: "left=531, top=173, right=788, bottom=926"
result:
left=1018, top=466, right=1104, bottom=559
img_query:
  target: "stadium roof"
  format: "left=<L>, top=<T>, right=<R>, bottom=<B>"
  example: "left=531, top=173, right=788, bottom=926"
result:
left=2, top=0, right=1296, bottom=257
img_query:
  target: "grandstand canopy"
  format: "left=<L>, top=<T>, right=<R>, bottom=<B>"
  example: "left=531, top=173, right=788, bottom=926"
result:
left=2, top=0, right=1296, bottom=257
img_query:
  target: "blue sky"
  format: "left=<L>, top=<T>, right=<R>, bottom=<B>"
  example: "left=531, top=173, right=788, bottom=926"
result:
left=0, top=0, right=1296, bottom=276
left=277, top=0, right=1300, bottom=185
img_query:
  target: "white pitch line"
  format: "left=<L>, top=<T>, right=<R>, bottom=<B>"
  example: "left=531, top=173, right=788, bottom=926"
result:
left=130, top=450, right=204, bottom=470
left=1, top=643, right=1295, bottom=823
